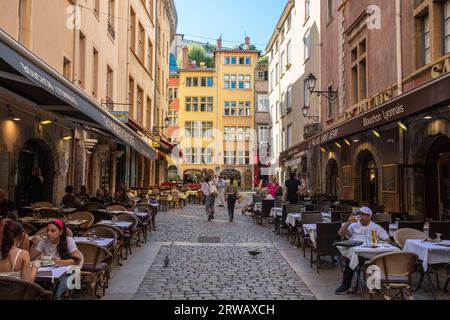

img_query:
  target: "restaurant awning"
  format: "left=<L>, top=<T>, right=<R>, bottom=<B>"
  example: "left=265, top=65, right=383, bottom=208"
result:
left=280, top=72, right=450, bottom=163
left=0, top=30, right=156, bottom=160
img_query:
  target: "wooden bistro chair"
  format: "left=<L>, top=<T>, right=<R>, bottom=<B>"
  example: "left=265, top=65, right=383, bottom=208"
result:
left=133, top=206, right=151, bottom=243
left=0, top=276, right=52, bottom=300
left=116, top=213, right=141, bottom=251
left=77, top=242, right=112, bottom=298
left=363, top=252, right=419, bottom=300
left=298, top=212, right=323, bottom=258
left=310, top=222, right=341, bottom=273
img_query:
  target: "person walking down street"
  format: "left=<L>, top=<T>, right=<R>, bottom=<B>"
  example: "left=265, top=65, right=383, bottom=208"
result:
left=225, top=177, right=239, bottom=222
left=216, top=176, right=226, bottom=207
left=202, top=177, right=216, bottom=221
left=283, top=172, right=301, bottom=204
left=267, top=176, right=280, bottom=198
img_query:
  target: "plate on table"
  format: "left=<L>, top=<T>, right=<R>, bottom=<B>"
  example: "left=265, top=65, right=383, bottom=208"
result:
left=40, top=261, right=56, bottom=267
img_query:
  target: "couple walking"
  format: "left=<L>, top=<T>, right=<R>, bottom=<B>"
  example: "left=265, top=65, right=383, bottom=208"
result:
left=201, top=176, right=239, bottom=222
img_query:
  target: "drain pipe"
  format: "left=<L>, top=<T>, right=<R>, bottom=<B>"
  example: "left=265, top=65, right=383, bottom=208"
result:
left=396, top=0, right=403, bottom=95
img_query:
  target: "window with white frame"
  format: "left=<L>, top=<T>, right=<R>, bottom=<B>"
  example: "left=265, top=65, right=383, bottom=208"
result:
left=185, top=121, right=201, bottom=137
left=282, top=128, right=286, bottom=151
left=280, top=92, right=285, bottom=115
left=200, top=97, right=213, bottom=112
left=287, top=125, right=292, bottom=148
left=202, top=122, right=213, bottom=138
left=236, top=127, right=245, bottom=141
left=202, top=148, right=213, bottom=164
left=287, top=86, right=292, bottom=110
left=237, top=151, right=245, bottom=165
left=258, top=71, right=265, bottom=80
left=280, top=51, right=285, bottom=75
left=287, top=40, right=292, bottom=66
left=168, top=110, right=178, bottom=125
left=304, top=81, right=310, bottom=108
left=185, top=97, right=198, bottom=112
left=224, top=127, right=236, bottom=141
left=305, top=0, right=310, bottom=21
left=270, top=70, right=274, bottom=90
left=257, top=95, right=270, bottom=112
left=287, top=10, right=292, bottom=30
left=224, top=151, right=235, bottom=165
left=259, top=126, right=269, bottom=144
left=304, top=29, right=311, bottom=61
left=275, top=63, right=279, bottom=84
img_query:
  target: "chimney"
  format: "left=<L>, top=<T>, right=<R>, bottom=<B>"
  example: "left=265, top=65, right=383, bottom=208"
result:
left=217, top=36, right=222, bottom=49
left=182, top=46, right=190, bottom=69
left=245, top=36, right=250, bottom=49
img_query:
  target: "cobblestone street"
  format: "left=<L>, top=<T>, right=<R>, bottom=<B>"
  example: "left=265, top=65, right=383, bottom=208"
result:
left=132, top=198, right=315, bottom=300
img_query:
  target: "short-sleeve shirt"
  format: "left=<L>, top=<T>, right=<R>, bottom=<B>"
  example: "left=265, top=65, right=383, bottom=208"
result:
left=347, top=221, right=389, bottom=242
left=284, top=179, right=301, bottom=203
left=36, top=237, right=78, bottom=259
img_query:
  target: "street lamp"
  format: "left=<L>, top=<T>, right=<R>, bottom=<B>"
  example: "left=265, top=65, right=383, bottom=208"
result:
left=153, top=116, right=170, bottom=133
left=305, top=73, right=338, bottom=101
left=302, top=105, right=319, bottom=122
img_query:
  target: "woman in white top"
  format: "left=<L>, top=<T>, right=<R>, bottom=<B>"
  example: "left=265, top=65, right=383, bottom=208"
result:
left=0, top=220, right=40, bottom=282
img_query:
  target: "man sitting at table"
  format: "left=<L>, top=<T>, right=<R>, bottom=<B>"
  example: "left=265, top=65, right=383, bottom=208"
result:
left=61, top=186, right=81, bottom=210
left=335, top=206, right=390, bottom=295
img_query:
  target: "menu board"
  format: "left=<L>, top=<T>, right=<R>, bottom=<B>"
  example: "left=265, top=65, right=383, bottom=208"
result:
left=342, top=166, right=352, bottom=187
left=0, top=151, right=9, bottom=191
left=382, top=164, right=398, bottom=193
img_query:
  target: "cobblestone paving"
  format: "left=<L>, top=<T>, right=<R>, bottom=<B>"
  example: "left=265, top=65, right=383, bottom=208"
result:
left=134, top=200, right=316, bottom=300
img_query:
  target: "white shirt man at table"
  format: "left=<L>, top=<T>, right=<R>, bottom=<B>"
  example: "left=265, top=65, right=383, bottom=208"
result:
left=335, top=206, right=390, bottom=295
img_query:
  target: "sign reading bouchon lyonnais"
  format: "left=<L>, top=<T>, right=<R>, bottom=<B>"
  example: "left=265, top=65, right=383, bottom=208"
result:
left=362, top=104, right=405, bottom=127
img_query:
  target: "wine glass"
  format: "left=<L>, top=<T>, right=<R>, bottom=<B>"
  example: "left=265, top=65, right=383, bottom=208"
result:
left=92, top=230, right=97, bottom=239
left=435, top=233, right=442, bottom=243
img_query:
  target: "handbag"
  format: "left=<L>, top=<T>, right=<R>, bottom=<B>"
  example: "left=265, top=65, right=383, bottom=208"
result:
left=209, top=183, right=219, bottom=197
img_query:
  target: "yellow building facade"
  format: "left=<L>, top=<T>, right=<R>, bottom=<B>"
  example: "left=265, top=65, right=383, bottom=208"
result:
left=177, top=40, right=260, bottom=189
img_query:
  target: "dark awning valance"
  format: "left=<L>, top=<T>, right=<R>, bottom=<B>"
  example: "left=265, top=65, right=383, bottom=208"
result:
left=0, top=30, right=156, bottom=160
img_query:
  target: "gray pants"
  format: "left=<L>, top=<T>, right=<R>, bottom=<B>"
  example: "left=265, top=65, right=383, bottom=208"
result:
left=205, top=195, right=215, bottom=215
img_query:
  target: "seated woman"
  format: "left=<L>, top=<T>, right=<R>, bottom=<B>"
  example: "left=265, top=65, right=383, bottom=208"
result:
left=0, top=217, right=30, bottom=251
left=30, top=219, right=83, bottom=299
left=0, top=220, right=40, bottom=282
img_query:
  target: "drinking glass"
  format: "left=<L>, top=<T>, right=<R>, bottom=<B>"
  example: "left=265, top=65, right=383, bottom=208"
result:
left=435, top=233, right=442, bottom=242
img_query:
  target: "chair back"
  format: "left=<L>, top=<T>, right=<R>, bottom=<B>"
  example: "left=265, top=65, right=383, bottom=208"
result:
left=274, top=199, right=283, bottom=209
left=331, top=211, right=351, bottom=222
left=82, top=226, right=117, bottom=246
left=285, top=204, right=303, bottom=214
left=389, top=212, right=407, bottom=221
left=372, top=214, right=392, bottom=223
left=0, top=276, right=52, bottom=300
left=393, top=228, right=427, bottom=249
left=404, top=214, right=425, bottom=221
left=33, top=202, right=52, bottom=209
left=77, top=242, right=112, bottom=268
left=261, top=199, right=275, bottom=217
left=428, top=221, right=450, bottom=240
left=301, top=212, right=323, bottom=224
left=70, top=211, right=94, bottom=230
left=83, top=202, right=106, bottom=211
left=377, top=221, right=391, bottom=234
left=91, top=211, right=113, bottom=224
left=315, top=222, right=341, bottom=255
left=398, top=221, right=425, bottom=232
left=320, top=204, right=331, bottom=212
left=108, top=204, right=127, bottom=212
left=369, top=252, right=418, bottom=282
left=117, top=213, right=139, bottom=229
left=93, top=224, right=124, bottom=239
left=38, top=209, right=63, bottom=219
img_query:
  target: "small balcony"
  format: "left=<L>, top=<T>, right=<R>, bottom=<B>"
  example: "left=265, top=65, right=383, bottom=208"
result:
left=104, top=97, right=114, bottom=111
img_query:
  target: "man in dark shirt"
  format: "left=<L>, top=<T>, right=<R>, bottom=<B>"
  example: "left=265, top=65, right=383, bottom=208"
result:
left=283, top=172, right=301, bottom=204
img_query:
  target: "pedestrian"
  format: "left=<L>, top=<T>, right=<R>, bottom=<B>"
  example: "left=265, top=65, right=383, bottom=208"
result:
left=29, top=167, right=44, bottom=204
left=224, top=177, right=239, bottom=222
left=283, top=171, right=301, bottom=204
left=201, top=176, right=217, bottom=221
left=266, top=176, right=280, bottom=198
left=216, top=176, right=226, bottom=207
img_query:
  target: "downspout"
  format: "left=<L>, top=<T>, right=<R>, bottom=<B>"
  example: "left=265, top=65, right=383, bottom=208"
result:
left=153, top=0, right=159, bottom=184
left=126, top=0, right=131, bottom=186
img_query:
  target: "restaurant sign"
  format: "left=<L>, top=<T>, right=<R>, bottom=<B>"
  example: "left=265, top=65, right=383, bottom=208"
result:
left=111, top=111, right=129, bottom=123
left=307, top=128, right=339, bottom=149
left=431, top=57, right=450, bottom=79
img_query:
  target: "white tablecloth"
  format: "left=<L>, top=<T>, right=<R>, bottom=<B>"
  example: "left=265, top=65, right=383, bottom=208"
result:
left=270, top=207, right=283, bottom=218
left=389, top=223, right=430, bottom=237
left=403, top=239, right=450, bottom=272
left=337, top=244, right=401, bottom=270
left=74, top=237, right=114, bottom=248
left=285, top=213, right=302, bottom=227
left=37, top=265, right=81, bottom=290
left=253, top=202, right=262, bottom=212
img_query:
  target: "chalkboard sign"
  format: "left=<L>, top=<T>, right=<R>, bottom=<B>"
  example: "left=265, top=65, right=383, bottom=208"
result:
left=0, top=151, right=10, bottom=191
left=382, top=164, right=397, bottom=193
left=342, top=166, right=352, bottom=187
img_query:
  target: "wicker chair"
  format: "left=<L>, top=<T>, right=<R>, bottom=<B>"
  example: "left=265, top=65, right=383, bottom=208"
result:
left=428, top=221, right=450, bottom=240
left=158, top=194, right=170, bottom=212
left=33, top=202, right=52, bottom=209
left=38, top=209, right=64, bottom=219
left=398, top=221, right=425, bottom=232
left=393, top=228, right=427, bottom=249
left=87, top=225, right=124, bottom=265
left=108, top=204, right=127, bottom=212
left=90, top=211, right=113, bottom=224
left=298, top=212, right=323, bottom=258
left=83, top=202, right=106, bottom=211
left=116, top=213, right=140, bottom=252
left=70, top=211, right=94, bottom=231
left=21, top=221, right=37, bottom=236
left=0, top=276, right=52, bottom=300
left=77, top=242, right=112, bottom=298
left=372, top=214, right=393, bottom=223
left=310, top=222, right=341, bottom=273
left=254, top=199, right=275, bottom=225
left=363, top=252, right=419, bottom=300
left=132, top=206, right=151, bottom=243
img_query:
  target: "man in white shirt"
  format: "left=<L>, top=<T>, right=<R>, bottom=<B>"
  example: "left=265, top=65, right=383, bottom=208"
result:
left=335, top=206, right=390, bottom=295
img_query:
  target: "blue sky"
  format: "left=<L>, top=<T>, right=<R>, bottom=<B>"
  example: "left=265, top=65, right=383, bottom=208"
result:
left=173, top=0, right=287, bottom=53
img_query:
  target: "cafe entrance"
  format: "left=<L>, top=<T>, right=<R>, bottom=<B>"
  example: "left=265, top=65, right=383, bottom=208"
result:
left=325, top=158, right=338, bottom=197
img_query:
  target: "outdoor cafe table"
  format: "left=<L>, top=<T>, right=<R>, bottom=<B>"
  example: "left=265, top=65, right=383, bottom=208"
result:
left=97, top=220, right=133, bottom=231
left=19, top=217, right=87, bottom=229
left=74, top=236, right=114, bottom=248
left=285, top=212, right=332, bottom=227
left=20, top=207, right=78, bottom=214
left=270, top=207, right=283, bottom=218
left=403, top=239, right=450, bottom=272
left=99, top=209, right=150, bottom=219
left=35, top=264, right=81, bottom=294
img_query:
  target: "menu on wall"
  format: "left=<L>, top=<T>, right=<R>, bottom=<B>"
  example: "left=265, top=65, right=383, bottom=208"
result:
left=0, top=151, right=10, bottom=191
left=382, top=164, right=398, bottom=193
left=342, top=166, right=352, bottom=187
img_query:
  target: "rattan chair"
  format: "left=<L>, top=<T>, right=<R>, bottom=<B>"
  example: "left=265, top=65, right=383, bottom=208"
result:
left=363, top=252, right=418, bottom=300
left=298, top=213, right=323, bottom=258
left=77, top=242, right=112, bottom=298
left=90, top=211, right=113, bottom=224
left=372, top=214, right=393, bottom=223
left=398, top=221, right=425, bottom=232
left=108, top=204, right=127, bottom=212
left=83, top=202, right=106, bottom=211
left=70, top=211, right=94, bottom=231
left=428, top=221, right=450, bottom=240
left=0, top=276, right=52, bottom=300
left=117, top=213, right=140, bottom=252
left=33, top=202, right=52, bottom=209
left=88, top=225, right=124, bottom=265
left=444, top=264, right=450, bottom=295
left=310, top=222, right=341, bottom=273
left=393, top=228, right=427, bottom=249
left=38, top=209, right=64, bottom=219
left=132, top=206, right=151, bottom=243
left=21, top=221, right=37, bottom=236
left=158, top=194, right=170, bottom=212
